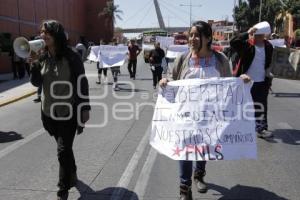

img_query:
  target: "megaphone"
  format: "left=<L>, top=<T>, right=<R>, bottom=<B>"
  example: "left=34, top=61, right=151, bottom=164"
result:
left=13, top=37, right=45, bottom=58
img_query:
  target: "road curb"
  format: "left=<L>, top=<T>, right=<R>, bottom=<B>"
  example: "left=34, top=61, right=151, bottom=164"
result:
left=0, top=89, right=37, bottom=107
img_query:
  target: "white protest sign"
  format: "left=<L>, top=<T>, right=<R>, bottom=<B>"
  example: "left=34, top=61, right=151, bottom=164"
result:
left=99, top=45, right=128, bottom=68
left=156, top=36, right=174, bottom=49
left=271, top=47, right=300, bottom=80
left=150, top=78, right=257, bottom=161
left=166, top=44, right=189, bottom=59
left=142, top=43, right=154, bottom=51
left=268, top=39, right=286, bottom=48
left=87, top=46, right=100, bottom=62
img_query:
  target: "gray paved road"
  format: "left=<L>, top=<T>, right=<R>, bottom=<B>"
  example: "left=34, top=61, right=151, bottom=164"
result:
left=0, top=55, right=299, bottom=200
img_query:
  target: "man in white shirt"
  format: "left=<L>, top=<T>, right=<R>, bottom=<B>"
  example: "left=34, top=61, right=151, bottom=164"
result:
left=230, top=22, right=274, bottom=139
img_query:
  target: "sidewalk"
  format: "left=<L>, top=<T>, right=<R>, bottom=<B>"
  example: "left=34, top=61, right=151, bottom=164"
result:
left=0, top=73, right=37, bottom=107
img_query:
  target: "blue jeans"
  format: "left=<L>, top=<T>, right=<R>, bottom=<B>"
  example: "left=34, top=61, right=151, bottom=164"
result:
left=179, top=161, right=206, bottom=186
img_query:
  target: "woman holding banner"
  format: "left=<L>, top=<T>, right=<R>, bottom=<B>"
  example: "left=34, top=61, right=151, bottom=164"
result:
left=159, top=21, right=250, bottom=200
left=28, top=20, right=90, bottom=200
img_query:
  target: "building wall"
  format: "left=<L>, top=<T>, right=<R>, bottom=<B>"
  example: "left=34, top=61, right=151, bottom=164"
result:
left=85, top=0, right=113, bottom=43
left=0, top=0, right=112, bottom=45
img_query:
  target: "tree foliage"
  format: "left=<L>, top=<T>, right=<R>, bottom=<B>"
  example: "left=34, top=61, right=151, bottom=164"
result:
left=98, top=1, right=123, bottom=25
left=233, top=0, right=283, bottom=32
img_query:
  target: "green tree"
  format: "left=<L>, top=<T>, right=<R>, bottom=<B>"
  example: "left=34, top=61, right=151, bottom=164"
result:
left=286, top=0, right=300, bottom=17
left=98, top=1, right=123, bottom=32
left=234, top=0, right=282, bottom=32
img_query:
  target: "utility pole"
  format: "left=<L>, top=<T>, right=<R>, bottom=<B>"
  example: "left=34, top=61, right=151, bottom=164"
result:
left=259, top=0, right=262, bottom=22
left=180, top=0, right=202, bottom=27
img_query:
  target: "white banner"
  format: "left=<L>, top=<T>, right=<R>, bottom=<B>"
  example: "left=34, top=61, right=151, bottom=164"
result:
left=87, top=46, right=100, bottom=62
left=156, top=36, right=174, bottom=49
left=142, top=44, right=154, bottom=51
left=268, top=39, right=286, bottom=48
left=271, top=47, right=300, bottom=80
left=150, top=78, right=257, bottom=161
left=98, top=45, right=128, bottom=68
left=166, top=45, right=189, bottom=59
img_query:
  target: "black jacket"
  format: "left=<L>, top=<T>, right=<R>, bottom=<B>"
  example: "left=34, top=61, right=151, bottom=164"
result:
left=230, top=32, right=273, bottom=79
left=30, top=47, right=90, bottom=122
left=149, top=48, right=165, bottom=65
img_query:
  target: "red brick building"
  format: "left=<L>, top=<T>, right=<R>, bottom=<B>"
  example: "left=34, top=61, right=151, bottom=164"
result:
left=0, top=0, right=113, bottom=72
left=0, top=0, right=113, bottom=45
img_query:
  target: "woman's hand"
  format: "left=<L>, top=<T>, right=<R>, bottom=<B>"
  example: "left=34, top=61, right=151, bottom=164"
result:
left=159, top=78, right=169, bottom=87
left=247, top=27, right=258, bottom=36
left=240, top=74, right=251, bottom=83
left=26, top=51, right=40, bottom=64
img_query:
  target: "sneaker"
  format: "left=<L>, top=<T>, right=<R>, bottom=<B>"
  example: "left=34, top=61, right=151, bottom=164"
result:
left=257, top=130, right=273, bottom=139
left=114, top=85, right=120, bottom=91
left=96, top=81, right=101, bottom=84
left=57, top=190, right=69, bottom=200
left=153, top=85, right=156, bottom=89
left=194, top=170, right=207, bottom=193
left=33, top=97, right=41, bottom=103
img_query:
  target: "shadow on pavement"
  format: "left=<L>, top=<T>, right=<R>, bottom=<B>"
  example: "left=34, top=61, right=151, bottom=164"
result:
left=207, top=183, right=288, bottom=200
left=272, top=92, right=300, bottom=98
left=0, top=131, right=24, bottom=143
left=0, top=77, right=29, bottom=93
left=268, top=129, right=300, bottom=145
left=75, top=179, right=139, bottom=200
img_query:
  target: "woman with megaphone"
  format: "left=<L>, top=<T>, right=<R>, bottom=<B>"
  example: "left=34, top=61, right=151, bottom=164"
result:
left=28, top=19, right=90, bottom=200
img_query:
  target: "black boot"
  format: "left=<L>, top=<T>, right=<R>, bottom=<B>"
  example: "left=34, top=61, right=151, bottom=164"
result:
left=57, top=189, right=69, bottom=200
left=179, top=184, right=193, bottom=200
left=194, top=170, right=207, bottom=193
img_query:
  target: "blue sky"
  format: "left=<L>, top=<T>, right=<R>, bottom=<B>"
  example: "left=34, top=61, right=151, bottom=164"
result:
left=114, top=0, right=236, bottom=29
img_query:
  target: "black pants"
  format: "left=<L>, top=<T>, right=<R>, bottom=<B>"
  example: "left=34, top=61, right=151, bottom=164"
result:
left=42, top=112, right=77, bottom=191
left=151, top=66, right=163, bottom=86
left=251, top=81, right=270, bottom=132
left=97, top=62, right=107, bottom=76
left=128, top=59, right=137, bottom=78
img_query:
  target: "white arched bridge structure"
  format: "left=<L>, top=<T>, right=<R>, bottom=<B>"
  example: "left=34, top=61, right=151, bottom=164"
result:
left=119, top=0, right=190, bottom=33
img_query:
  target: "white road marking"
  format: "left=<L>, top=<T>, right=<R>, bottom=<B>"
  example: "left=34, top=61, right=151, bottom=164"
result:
left=110, top=125, right=151, bottom=200
left=0, top=128, right=45, bottom=159
left=130, top=148, right=157, bottom=200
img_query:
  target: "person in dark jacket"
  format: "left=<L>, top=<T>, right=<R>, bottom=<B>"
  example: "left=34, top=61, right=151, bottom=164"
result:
left=149, top=42, right=165, bottom=89
left=29, top=20, right=90, bottom=200
left=230, top=23, right=273, bottom=139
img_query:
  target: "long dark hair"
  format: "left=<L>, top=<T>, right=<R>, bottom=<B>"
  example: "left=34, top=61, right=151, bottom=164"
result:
left=190, top=20, right=213, bottom=50
left=41, top=20, right=68, bottom=59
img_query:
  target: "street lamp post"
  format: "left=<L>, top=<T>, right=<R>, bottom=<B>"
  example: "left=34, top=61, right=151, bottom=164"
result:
left=259, top=0, right=262, bottom=22
left=180, top=0, right=202, bottom=27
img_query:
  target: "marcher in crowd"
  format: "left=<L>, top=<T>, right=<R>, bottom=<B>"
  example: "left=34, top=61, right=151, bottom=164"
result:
left=110, top=40, right=121, bottom=91
left=33, top=85, right=42, bottom=102
left=75, top=41, right=87, bottom=61
left=127, top=39, right=141, bottom=79
left=96, top=41, right=108, bottom=84
left=159, top=20, right=250, bottom=200
left=149, top=42, right=165, bottom=89
left=29, top=20, right=90, bottom=200
left=230, top=22, right=274, bottom=139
